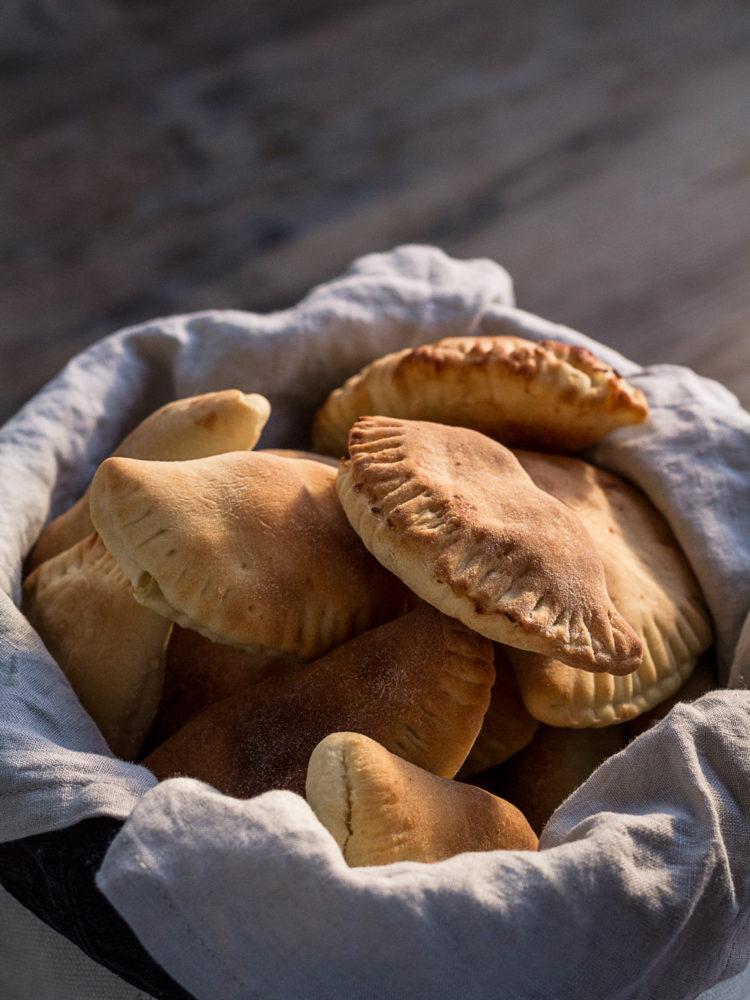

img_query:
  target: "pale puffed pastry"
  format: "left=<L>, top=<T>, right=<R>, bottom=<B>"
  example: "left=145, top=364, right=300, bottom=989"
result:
left=22, top=532, right=172, bottom=760
left=507, top=451, right=714, bottom=727
left=27, top=389, right=271, bottom=572
left=89, top=450, right=410, bottom=660
left=337, top=416, right=643, bottom=674
left=306, top=732, right=538, bottom=866
left=487, top=722, right=629, bottom=837
left=142, top=604, right=495, bottom=798
left=312, top=334, right=649, bottom=458
left=457, top=644, right=540, bottom=779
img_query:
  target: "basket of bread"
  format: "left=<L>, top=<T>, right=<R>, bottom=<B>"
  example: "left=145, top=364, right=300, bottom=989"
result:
left=2, top=246, right=750, bottom=1000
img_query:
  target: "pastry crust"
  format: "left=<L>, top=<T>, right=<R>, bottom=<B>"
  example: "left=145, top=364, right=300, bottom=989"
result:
left=457, top=644, right=540, bottom=778
left=337, top=416, right=643, bottom=674
left=90, top=450, right=409, bottom=660
left=27, top=389, right=271, bottom=571
left=312, top=334, right=648, bottom=457
left=143, top=625, right=305, bottom=751
left=22, top=532, right=172, bottom=759
left=306, top=732, right=538, bottom=866
left=508, top=451, right=714, bottom=727
left=142, top=604, right=495, bottom=797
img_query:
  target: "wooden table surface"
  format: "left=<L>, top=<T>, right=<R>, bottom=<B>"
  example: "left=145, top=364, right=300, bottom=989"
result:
left=2, top=0, right=749, bottom=426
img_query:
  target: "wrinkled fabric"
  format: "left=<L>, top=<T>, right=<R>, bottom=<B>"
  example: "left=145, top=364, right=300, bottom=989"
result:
left=97, top=693, right=750, bottom=1000
left=1, top=245, right=749, bottom=998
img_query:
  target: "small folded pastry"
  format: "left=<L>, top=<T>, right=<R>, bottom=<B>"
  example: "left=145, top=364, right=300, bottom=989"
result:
left=488, top=722, right=629, bottom=837
left=508, top=451, right=714, bottom=727
left=142, top=604, right=495, bottom=798
left=457, top=645, right=540, bottom=778
left=306, top=732, right=538, bottom=866
left=142, top=626, right=305, bottom=752
left=27, top=389, right=271, bottom=571
left=337, top=416, right=642, bottom=675
left=90, top=450, right=409, bottom=660
left=22, top=533, right=172, bottom=760
left=312, top=333, right=649, bottom=457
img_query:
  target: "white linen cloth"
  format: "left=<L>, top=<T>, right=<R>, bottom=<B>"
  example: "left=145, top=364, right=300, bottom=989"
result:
left=1, top=245, right=749, bottom=999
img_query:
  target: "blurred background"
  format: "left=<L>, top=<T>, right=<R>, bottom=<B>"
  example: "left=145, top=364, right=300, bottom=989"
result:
left=2, top=0, right=749, bottom=425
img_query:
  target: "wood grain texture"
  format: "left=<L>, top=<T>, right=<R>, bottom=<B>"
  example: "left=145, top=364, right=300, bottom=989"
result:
left=2, top=0, right=749, bottom=425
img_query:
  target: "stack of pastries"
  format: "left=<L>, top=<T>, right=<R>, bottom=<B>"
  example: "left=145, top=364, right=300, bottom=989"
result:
left=22, top=337, right=714, bottom=866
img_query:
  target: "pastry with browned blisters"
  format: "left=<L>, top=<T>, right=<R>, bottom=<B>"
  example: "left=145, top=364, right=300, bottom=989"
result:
left=27, top=389, right=271, bottom=572
left=90, top=450, right=410, bottom=661
left=142, top=604, right=495, bottom=798
left=337, top=416, right=643, bottom=675
left=22, top=533, right=172, bottom=760
left=508, top=451, right=714, bottom=727
left=312, top=334, right=648, bottom=457
left=307, top=732, right=538, bottom=866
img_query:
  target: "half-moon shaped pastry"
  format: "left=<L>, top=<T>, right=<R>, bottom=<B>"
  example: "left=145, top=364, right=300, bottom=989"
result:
left=90, top=450, right=409, bottom=660
left=27, top=389, right=271, bottom=571
left=507, top=451, right=714, bottom=727
left=312, top=334, right=649, bottom=457
left=142, top=604, right=495, bottom=798
left=337, top=416, right=643, bottom=674
left=22, top=532, right=172, bottom=760
left=306, top=732, right=538, bottom=866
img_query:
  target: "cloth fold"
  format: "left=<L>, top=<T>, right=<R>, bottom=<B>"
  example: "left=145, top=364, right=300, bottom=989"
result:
left=1, top=245, right=749, bottom=998
left=97, top=692, right=750, bottom=1000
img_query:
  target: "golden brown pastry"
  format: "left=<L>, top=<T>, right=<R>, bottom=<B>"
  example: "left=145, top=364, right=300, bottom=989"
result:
left=337, top=416, right=643, bottom=674
left=22, top=533, right=172, bottom=760
left=142, top=604, right=495, bottom=798
left=27, top=389, right=271, bottom=571
left=508, top=451, right=714, bottom=727
left=90, top=450, right=409, bottom=660
left=259, top=448, right=340, bottom=467
left=312, top=334, right=649, bottom=457
left=307, top=732, right=538, bottom=866
left=142, top=625, right=305, bottom=752
left=457, top=644, right=540, bottom=778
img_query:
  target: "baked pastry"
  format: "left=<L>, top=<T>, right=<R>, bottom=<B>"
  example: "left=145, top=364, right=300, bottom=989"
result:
left=306, top=732, right=538, bottom=866
left=457, top=644, right=540, bottom=778
left=142, top=604, right=495, bottom=798
left=259, top=448, right=340, bottom=468
left=22, top=532, right=172, bottom=760
left=27, top=389, right=271, bottom=571
left=487, top=722, right=629, bottom=836
left=142, top=625, right=305, bottom=752
left=337, top=416, right=643, bottom=674
left=90, top=450, right=409, bottom=660
left=508, top=451, right=714, bottom=727
left=312, top=334, right=649, bottom=457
